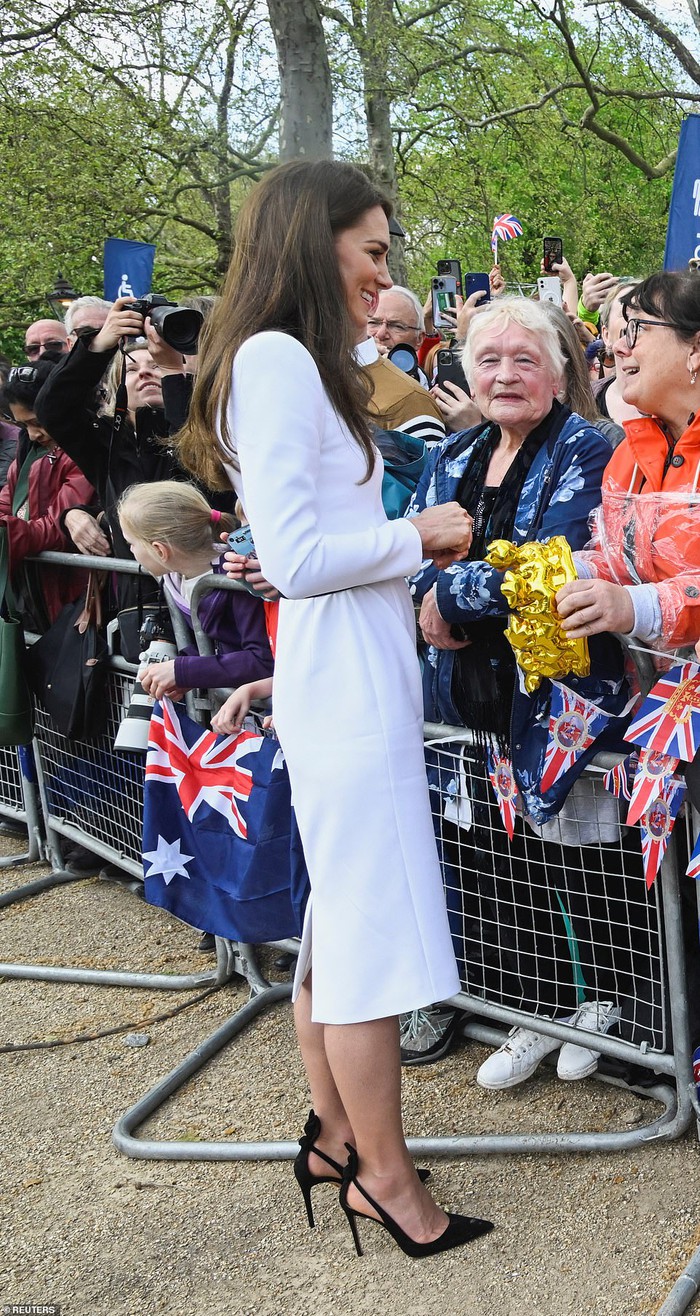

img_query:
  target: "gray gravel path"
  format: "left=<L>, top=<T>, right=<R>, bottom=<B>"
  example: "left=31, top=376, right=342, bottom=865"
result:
left=2, top=835, right=700, bottom=1316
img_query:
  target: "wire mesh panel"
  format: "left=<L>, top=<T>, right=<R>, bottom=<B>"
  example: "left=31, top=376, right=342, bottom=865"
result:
left=427, top=738, right=667, bottom=1055
left=33, top=667, right=145, bottom=867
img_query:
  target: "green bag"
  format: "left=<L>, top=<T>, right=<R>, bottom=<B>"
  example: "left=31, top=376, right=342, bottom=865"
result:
left=0, top=529, right=34, bottom=746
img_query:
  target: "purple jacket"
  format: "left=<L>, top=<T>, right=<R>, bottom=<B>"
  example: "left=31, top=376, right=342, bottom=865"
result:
left=170, top=572, right=274, bottom=691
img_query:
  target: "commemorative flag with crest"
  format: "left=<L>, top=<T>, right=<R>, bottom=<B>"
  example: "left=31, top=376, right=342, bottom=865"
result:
left=142, top=698, right=308, bottom=942
left=487, top=749, right=518, bottom=839
left=639, top=774, right=686, bottom=888
left=624, top=661, right=700, bottom=761
left=626, top=749, right=681, bottom=827
left=540, top=682, right=614, bottom=795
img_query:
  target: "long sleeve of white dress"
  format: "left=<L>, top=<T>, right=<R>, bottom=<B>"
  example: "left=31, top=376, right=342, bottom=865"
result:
left=227, top=331, right=422, bottom=598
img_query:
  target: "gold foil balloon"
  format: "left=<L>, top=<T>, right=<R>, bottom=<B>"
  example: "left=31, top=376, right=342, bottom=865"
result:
left=486, top=536, right=589, bottom=693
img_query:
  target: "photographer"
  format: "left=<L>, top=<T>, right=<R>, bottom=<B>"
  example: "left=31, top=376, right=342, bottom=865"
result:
left=35, top=296, right=231, bottom=621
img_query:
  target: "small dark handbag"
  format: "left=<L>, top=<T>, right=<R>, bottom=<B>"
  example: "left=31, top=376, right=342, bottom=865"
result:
left=0, top=530, right=34, bottom=746
left=27, top=572, right=109, bottom=740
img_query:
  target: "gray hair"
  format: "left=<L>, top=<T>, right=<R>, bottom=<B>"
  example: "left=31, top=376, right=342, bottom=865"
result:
left=461, top=296, right=566, bottom=389
left=64, top=296, right=113, bottom=335
left=380, top=285, right=424, bottom=332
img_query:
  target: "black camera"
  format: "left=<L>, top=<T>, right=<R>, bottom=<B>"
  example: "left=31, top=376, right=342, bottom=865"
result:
left=387, top=343, right=421, bottom=382
left=128, top=293, right=203, bottom=356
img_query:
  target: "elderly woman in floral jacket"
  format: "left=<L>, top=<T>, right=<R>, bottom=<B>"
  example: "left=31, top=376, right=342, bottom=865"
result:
left=409, top=297, right=628, bottom=824
left=402, top=298, right=642, bottom=1085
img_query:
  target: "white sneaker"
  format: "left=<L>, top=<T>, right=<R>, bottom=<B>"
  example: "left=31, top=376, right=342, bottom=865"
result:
left=476, top=1026, right=561, bottom=1090
left=557, top=1000, right=621, bottom=1081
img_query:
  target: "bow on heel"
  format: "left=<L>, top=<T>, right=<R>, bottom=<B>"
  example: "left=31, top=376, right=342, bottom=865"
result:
left=339, top=1144, right=494, bottom=1258
left=293, top=1110, right=431, bottom=1229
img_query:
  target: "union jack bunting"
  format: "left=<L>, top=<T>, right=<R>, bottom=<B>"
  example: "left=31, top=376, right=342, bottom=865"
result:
left=540, top=681, right=613, bottom=795
left=487, top=749, right=518, bottom=839
left=687, top=831, right=700, bottom=881
left=142, top=699, right=308, bottom=942
left=639, top=776, right=686, bottom=889
left=491, top=213, right=523, bottom=250
left=603, top=753, right=637, bottom=802
left=626, top=748, right=681, bottom=828
left=624, top=661, right=700, bottom=762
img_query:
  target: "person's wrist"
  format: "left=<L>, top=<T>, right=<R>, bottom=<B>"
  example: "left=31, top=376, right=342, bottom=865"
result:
left=577, top=296, right=599, bottom=326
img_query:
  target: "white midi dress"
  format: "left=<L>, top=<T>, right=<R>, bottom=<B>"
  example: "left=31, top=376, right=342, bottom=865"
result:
left=224, top=331, right=460, bottom=1024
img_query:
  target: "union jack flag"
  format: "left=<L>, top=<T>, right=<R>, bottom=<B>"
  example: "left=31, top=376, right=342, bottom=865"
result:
left=603, top=753, right=637, bottom=801
left=540, top=681, right=613, bottom=795
left=624, top=661, right=700, bottom=762
left=491, top=214, right=523, bottom=250
left=146, top=697, right=261, bottom=838
left=487, top=750, right=518, bottom=839
left=142, top=699, right=308, bottom=943
left=626, top=749, right=680, bottom=827
left=687, top=831, right=700, bottom=881
left=639, top=775, right=685, bottom=889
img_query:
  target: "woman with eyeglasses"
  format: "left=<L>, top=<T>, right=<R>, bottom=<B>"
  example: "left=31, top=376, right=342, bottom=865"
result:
left=557, top=271, right=700, bottom=648
left=0, top=356, right=95, bottom=631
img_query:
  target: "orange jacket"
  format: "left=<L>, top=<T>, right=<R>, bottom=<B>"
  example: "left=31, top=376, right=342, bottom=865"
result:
left=582, top=412, right=700, bottom=646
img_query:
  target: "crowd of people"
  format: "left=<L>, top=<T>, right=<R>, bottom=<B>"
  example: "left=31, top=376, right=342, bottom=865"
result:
left=2, top=157, right=700, bottom=1257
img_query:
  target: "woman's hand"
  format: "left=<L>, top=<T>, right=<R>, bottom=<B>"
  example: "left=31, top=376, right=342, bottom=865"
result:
left=412, top=502, right=473, bottom=567
left=211, top=687, right=253, bottom=735
left=580, top=271, right=618, bottom=316
left=418, top=587, right=471, bottom=650
left=222, top=548, right=280, bottom=600
left=556, top=578, right=634, bottom=637
left=430, top=380, right=481, bottom=432
left=139, top=660, right=187, bottom=702
left=90, top=296, right=145, bottom=352
left=489, top=265, right=506, bottom=297
left=64, top=509, right=112, bottom=556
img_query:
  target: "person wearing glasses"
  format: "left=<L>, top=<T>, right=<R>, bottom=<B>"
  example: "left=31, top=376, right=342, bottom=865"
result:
left=360, top=286, right=445, bottom=447
left=557, top=271, right=700, bottom=649
left=24, top=320, right=70, bottom=360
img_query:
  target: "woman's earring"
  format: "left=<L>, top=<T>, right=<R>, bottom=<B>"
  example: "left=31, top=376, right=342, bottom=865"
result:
left=692, top=369, right=698, bottom=386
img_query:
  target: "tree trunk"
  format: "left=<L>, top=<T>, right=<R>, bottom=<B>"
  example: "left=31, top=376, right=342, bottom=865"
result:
left=266, top=0, right=333, bottom=160
left=362, top=0, right=405, bottom=281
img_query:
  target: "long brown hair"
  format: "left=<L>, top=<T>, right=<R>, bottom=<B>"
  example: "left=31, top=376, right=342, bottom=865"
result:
left=177, top=160, right=392, bottom=490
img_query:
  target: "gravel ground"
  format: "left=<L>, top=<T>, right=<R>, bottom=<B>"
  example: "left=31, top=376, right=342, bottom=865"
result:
left=2, top=832, right=700, bottom=1316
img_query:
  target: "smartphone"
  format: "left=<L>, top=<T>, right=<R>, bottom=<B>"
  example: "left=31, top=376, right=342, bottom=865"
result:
left=225, top=524, right=264, bottom=596
left=431, top=275, right=458, bottom=330
left=435, top=348, right=469, bottom=394
left=226, top=525, right=256, bottom=558
left=543, top=236, right=563, bottom=272
left=537, top=275, right=563, bottom=307
left=436, top=259, right=463, bottom=297
left=464, top=272, right=491, bottom=305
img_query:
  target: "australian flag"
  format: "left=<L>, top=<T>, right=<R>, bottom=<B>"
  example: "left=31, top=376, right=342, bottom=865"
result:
left=142, top=699, right=308, bottom=942
left=624, top=661, right=700, bottom=762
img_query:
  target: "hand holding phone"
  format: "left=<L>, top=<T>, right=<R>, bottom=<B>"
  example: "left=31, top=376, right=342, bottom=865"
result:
left=431, top=275, right=458, bottom=330
left=465, top=273, right=491, bottom=305
left=543, top=237, right=563, bottom=273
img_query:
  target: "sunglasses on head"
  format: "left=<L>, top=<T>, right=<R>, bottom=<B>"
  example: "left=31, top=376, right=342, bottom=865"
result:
left=24, top=340, right=65, bottom=357
left=8, top=365, right=38, bottom=385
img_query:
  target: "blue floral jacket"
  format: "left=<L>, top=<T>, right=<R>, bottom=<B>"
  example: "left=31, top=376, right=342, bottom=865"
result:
left=408, top=410, right=630, bottom=823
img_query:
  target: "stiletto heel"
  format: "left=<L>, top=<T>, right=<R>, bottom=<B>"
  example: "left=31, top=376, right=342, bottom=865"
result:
left=293, top=1110, right=345, bottom=1228
left=339, top=1145, right=494, bottom=1259
left=293, top=1111, right=432, bottom=1229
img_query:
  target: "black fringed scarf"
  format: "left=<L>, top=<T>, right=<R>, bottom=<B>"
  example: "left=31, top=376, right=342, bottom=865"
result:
left=450, top=401, right=569, bottom=741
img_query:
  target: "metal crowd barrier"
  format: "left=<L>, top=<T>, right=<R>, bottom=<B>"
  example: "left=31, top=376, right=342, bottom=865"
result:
left=0, top=551, right=235, bottom=990
left=112, top=575, right=698, bottom=1190
left=0, top=744, right=43, bottom=872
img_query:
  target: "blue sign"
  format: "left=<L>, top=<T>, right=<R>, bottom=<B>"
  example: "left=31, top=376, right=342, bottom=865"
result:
left=103, top=237, right=156, bottom=301
left=664, top=116, right=700, bottom=270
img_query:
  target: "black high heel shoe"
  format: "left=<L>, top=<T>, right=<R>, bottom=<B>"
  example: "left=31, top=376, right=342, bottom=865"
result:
left=339, top=1145, right=494, bottom=1258
left=293, top=1111, right=431, bottom=1228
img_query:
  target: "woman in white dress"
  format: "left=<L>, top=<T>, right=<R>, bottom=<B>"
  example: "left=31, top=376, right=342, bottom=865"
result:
left=178, top=160, right=493, bottom=1257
